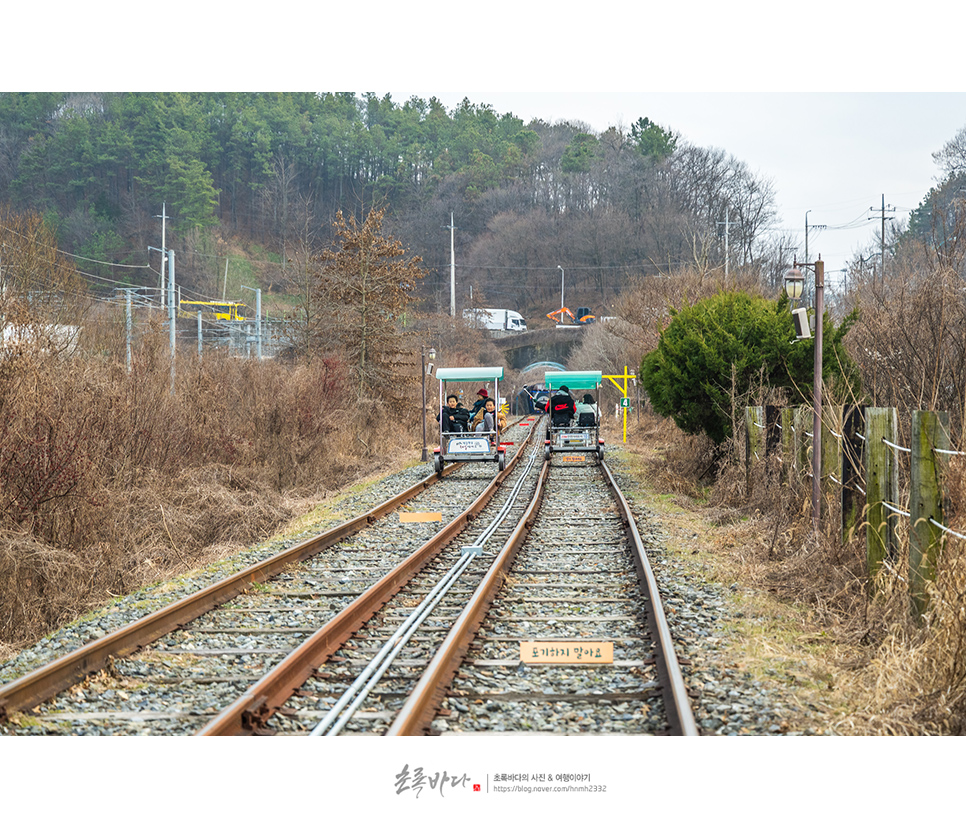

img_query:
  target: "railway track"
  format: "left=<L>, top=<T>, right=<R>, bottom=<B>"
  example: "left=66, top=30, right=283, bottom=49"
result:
left=0, top=418, right=536, bottom=733
left=0, top=416, right=696, bottom=736
left=256, top=446, right=695, bottom=736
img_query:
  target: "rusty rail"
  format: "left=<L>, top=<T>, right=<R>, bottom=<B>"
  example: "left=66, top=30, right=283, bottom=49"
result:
left=386, top=459, right=549, bottom=735
left=386, top=457, right=699, bottom=736
left=196, top=419, right=539, bottom=735
left=601, top=461, right=699, bottom=736
left=0, top=463, right=462, bottom=722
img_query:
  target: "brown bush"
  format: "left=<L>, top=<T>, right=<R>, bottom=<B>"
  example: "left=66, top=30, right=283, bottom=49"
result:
left=0, top=322, right=431, bottom=648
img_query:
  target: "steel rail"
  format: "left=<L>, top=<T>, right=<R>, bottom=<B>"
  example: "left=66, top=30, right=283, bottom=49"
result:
left=0, top=461, right=467, bottom=722
left=196, top=419, right=539, bottom=735
left=311, top=447, right=542, bottom=735
left=386, top=458, right=549, bottom=735
left=601, top=461, right=699, bottom=736
left=387, top=458, right=699, bottom=736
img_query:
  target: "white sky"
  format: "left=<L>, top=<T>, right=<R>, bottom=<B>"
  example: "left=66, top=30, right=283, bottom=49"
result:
left=387, top=92, right=966, bottom=282
left=15, top=8, right=965, bottom=283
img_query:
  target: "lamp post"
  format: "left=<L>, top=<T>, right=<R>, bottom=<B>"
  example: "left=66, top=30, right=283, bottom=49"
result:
left=443, top=214, right=457, bottom=318
left=421, top=346, right=437, bottom=462
left=785, top=258, right=824, bottom=536
left=557, top=265, right=565, bottom=323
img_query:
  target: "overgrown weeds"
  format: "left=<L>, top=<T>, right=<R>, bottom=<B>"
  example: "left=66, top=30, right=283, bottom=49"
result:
left=635, top=409, right=966, bottom=735
left=0, top=333, right=421, bottom=651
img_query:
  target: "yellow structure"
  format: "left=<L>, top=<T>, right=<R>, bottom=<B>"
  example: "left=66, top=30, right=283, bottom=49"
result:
left=179, top=300, right=246, bottom=321
left=603, top=366, right=636, bottom=443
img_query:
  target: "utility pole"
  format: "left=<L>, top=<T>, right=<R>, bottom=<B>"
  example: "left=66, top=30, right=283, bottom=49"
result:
left=124, top=288, right=133, bottom=373
left=241, top=285, right=262, bottom=359
left=805, top=210, right=827, bottom=269
left=717, top=207, right=739, bottom=278
left=443, top=214, right=457, bottom=317
left=557, top=266, right=565, bottom=323
left=812, top=257, right=824, bottom=537
left=869, top=194, right=895, bottom=282
left=168, top=249, right=176, bottom=394
left=255, top=287, right=262, bottom=360
left=155, top=203, right=168, bottom=307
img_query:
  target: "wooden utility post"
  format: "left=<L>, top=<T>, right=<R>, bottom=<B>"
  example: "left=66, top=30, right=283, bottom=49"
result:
left=811, top=259, right=824, bottom=535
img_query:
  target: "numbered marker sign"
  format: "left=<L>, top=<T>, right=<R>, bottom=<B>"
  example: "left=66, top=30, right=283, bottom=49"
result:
left=620, top=397, right=630, bottom=408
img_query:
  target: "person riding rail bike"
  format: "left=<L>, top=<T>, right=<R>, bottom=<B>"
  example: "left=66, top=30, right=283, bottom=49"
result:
left=546, top=385, right=576, bottom=427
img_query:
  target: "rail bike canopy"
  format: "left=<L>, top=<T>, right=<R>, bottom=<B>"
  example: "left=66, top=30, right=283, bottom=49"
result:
left=435, top=366, right=504, bottom=383
left=544, top=370, right=602, bottom=391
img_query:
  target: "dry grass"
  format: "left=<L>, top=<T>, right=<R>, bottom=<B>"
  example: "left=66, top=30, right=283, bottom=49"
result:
left=0, top=336, right=425, bottom=655
left=619, top=410, right=966, bottom=735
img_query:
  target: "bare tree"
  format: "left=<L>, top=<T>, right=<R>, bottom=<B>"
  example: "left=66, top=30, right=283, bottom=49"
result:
left=933, top=126, right=966, bottom=179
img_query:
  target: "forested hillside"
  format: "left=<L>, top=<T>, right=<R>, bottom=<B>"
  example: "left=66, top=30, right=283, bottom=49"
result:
left=0, top=92, right=782, bottom=318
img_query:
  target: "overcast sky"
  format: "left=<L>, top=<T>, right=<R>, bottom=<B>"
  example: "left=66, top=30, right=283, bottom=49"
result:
left=17, top=7, right=965, bottom=285
left=386, top=92, right=966, bottom=284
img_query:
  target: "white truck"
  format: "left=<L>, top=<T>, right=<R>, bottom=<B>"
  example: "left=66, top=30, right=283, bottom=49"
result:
left=462, top=308, right=527, bottom=334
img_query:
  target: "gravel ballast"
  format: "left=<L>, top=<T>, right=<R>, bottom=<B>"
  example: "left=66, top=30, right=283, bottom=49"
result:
left=1, top=439, right=836, bottom=735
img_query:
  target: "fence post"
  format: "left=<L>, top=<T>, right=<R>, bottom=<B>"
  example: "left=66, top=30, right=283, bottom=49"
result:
left=781, top=407, right=797, bottom=484
left=794, top=406, right=811, bottom=483
left=821, top=403, right=842, bottom=531
left=909, top=409, right=950, bottom=618
left=864, top=407, right=898, bottom=580
left=841, top=405, right=865, bottom=543
left=745, top=406, right=765, bottom=497
left=765, top=405, right=781, bottom=458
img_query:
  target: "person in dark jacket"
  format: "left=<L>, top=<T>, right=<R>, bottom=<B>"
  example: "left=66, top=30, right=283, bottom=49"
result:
left=468, top=388, right=488, bottom=423
left=547, top=385, right=576, bottom=426
left=575, top=393, right=599, bottom=426
left=437, top=394, right=471, bottom=433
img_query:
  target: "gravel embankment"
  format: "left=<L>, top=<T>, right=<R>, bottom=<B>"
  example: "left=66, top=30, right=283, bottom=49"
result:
left=3, top=437, right=833, bottom=735
left=606, top=455, right=833, bottom=735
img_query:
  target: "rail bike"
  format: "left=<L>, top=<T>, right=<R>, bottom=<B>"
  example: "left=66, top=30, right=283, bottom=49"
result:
left=543, top=370, right=605, bottom=463
left=432, top=366, right=507, bottom=475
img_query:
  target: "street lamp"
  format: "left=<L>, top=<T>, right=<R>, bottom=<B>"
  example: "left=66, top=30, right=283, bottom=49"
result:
left=421, top=346, right=437, bottom=462
left=785, top=258, right=825, bottom=536
left=557, top=265, right=565, bottom=323
left=784, top=266, right=804, bottom=304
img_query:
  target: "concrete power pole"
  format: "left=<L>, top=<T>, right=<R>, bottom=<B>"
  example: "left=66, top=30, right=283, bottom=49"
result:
left=168, top=249, right=176, bottom=394
left=717, top=207, right=734, bottom=278
left=869, top=194, right=895, bottom=282
left=124, top=288, right=133, bottom=373
left=443, top=213, right=457, bottom=317
left=255, top=287, right=262, bottom=361
left=155, top=203, right=168, bottom=306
